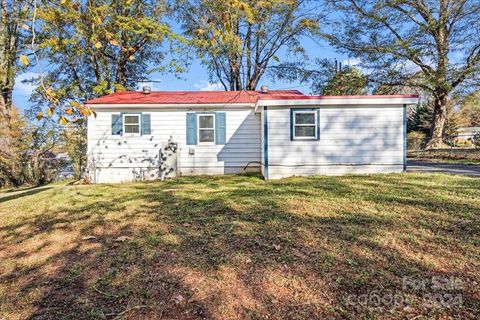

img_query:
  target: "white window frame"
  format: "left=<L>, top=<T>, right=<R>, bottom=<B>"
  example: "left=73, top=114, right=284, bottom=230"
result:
left=197, top=113, right=215, bottom=145
left=123, top=114, right=141, bottom=136
left=293, top=110, right=318, bottom=140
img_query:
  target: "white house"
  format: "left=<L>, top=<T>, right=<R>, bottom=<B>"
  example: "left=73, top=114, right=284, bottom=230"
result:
left=85, top=88, right=419, bottom=183
left=456, top=127, right=480, bottom=140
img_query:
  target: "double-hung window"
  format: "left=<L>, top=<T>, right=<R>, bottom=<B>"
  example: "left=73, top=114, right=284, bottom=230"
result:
left=198, top=114, right=215, bottom=143
left=123, top=114, right=140, bottom=135
left=292, top=109, right=318, bottom=140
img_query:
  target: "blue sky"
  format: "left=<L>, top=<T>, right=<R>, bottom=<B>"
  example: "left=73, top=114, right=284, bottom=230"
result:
left=13, top=18, right=343, bottom=111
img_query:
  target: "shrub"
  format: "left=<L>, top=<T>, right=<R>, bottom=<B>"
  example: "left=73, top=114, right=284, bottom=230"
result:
left=473, top=133, right=480, bottom=149
left=407, top=131, right=427, bottom=151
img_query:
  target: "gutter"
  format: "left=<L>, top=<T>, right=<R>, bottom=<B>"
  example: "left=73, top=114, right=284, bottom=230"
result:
left=86, top=103, right=257, bottom=109
left=260, top=97, right=419, bottom=106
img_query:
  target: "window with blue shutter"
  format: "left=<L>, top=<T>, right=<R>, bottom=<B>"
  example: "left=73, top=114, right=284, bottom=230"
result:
left=215, top=112, right=226, bottom=145
left=141, top=113, right=151, bottom=135
left=112, top=114, right=123, bottom=135
left=186, top=112, right=197, bottom=145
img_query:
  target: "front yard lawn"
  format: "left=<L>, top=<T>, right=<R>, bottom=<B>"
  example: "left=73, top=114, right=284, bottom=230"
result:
left=0, top=173, right=479, bottom=319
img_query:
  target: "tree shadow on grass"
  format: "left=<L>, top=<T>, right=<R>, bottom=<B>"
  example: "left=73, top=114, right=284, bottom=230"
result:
left=0, top=174, right=479, bottom=319
left=0, top=186, right=53, bottom=203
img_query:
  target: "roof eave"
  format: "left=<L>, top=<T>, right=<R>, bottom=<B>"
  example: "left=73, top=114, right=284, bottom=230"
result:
left=85, top=102, right=257, bottom=109
left=259, top=97, right=419, bottom=106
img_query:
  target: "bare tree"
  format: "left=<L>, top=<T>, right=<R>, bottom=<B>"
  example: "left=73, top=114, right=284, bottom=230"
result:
left=323, top=0, right=480, bottom=148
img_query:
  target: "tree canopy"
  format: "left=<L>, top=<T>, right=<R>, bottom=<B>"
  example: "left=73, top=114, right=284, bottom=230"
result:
left=458, top=91, right=480, bottom=127
left=29, top=0, right=179, bottom=123
left=176, top=0, right=319, bottom=90
left=322, top=0, right=480, bottom=148
left=322, top=67, right=367, bottom=96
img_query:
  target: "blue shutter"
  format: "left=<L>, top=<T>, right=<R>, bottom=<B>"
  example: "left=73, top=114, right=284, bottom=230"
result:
left=112, top=114, right=122, bottom=135
left=215, top=112, right=226, bottom=145
left=316, top=109, right=320, bottom=141
left=141, top=113, right=151, bottom=135
left=186, top=112, right=197, bottom=145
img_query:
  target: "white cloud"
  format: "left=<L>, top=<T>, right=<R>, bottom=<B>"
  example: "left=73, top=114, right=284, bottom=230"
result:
left=193, top=80, right=223, bottom=91
left=14, top=72, right=39, bottom=97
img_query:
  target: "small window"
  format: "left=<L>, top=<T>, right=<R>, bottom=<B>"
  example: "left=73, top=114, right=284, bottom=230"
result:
left=198, top=114, right=215, bottom=143
left=123, top=114, right=140, bottom=135
left=293, top=110, right=318, bottom=140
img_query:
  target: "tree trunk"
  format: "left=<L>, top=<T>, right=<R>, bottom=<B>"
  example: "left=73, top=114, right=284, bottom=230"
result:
left=115, top=61, right=127, bottom=90
left=426, top=92, right=449, bottom=149
left=0, top=0, right=17, bottom=121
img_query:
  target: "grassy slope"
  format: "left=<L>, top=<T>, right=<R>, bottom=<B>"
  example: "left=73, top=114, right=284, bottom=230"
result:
left=0, top=173, right=479, bottom=319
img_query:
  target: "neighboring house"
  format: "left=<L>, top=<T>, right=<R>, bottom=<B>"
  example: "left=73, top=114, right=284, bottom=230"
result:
left=85, top=88, right=418, bottom=183
left=456, top=127, right=480, bottom=140
left=55, top=153, right=74, bottom=180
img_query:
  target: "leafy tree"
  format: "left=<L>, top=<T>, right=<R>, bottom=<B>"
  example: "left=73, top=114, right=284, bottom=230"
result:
left=0, top=105, right=27, bottom=186
left=408, top=98, right=460, bottom=139
left=408, top=102, right=431, bottom=134
left=0, top=0, right=29, bottom=120
left=60, top=124, right=86, bottom=179
left=443, top=103, right=460, bottom=139
left=270, top=58, right=368, bottom=94
left=322, top=0, right=480, bottom=148
left=458, top=91, right=480, bottom=127
left=176, top=0, right=319, bottom=90
left=0, top=106, right=60, bottom=187
left=323, top=67, right=367, bottom=95
left=30, top=0, right=178, bottom=122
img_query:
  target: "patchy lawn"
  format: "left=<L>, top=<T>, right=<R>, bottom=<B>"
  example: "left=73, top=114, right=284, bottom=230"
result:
left=0, top=173, right=479, bottom=319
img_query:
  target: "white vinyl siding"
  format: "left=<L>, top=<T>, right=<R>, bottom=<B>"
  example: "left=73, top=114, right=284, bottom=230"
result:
left=263, top=105, right=404, bottom=179
left=87, top=108, right=260, bottom=183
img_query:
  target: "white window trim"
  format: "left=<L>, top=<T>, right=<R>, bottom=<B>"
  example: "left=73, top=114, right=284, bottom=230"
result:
left=197, top=113, right=215, bottom=145
left=123, top=114, right=141, bottom=136
left=293, top=110, right=317, bottom=140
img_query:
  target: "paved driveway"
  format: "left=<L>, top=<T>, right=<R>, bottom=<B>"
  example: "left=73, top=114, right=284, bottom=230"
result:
left=407, top=159, right=480, bottom=177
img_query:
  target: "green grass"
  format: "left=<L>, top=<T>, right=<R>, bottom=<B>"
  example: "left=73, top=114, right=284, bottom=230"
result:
left=1, top=173, right=479, bottom=319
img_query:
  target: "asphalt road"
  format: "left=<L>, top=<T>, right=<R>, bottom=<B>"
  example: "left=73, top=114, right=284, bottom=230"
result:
left=407, top=159, right=480, bottom=177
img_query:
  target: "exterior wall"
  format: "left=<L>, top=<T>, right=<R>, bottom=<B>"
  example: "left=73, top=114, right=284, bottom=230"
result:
left=87, top=108, right=261, bottom=183
left=264, top=105, right=405, bottom=179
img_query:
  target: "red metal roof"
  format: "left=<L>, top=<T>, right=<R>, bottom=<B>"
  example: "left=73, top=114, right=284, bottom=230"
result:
left=86, top=90, right=305, bottom=105
left=85, top=90, right=419, bottom=105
